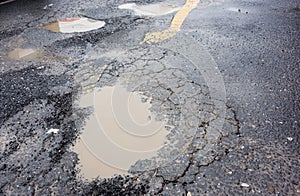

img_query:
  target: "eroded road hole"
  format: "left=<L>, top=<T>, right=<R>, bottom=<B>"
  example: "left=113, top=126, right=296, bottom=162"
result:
left=72, top=44, right=220, bottom=182
left=118, top=2, right=181, bottom=16
left=7, top=48, right=41, bottom=61
left=42, top=17, right=105, bottom=33
left=73, top=85, right=170, bottom=179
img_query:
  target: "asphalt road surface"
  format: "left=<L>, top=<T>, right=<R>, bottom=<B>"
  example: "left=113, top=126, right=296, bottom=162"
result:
left=0, top=0, right=299, bottom=195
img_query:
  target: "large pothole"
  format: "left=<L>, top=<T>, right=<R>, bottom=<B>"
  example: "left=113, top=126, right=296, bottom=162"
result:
left=72, top=44, right=218, bottom=179
left=73, top=84, right=170, bottom=179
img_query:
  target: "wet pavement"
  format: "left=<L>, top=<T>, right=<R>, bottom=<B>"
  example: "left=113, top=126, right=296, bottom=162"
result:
left=0, top=0, right=299, bottom=195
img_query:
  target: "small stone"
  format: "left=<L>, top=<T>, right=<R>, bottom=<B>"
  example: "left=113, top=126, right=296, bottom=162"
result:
left=187, top=192, right=192, bottom=196
left=46, top=128, right=59, bottom=134
left=241, top=183, right=250, bottom=187
left=287, top=137, right=293, bottom=141
left=268, top=184, right=275, bottom=193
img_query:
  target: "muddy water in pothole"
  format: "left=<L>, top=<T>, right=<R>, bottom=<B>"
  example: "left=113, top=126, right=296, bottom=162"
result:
left=118, top=3, right=181, bottom=16
left=8, top=48, right=41, bottom=60
left=42, top=17, right=105, bottom=33
left=73, top=85, right=170, bottom=179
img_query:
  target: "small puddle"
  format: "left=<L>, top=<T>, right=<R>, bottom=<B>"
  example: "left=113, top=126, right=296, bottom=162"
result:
left=42, top=17, right=105, bottom=33
left=8, top=48, right=41, bottom=60
left=118, top=2, right=181, bottom=16
left=73, top=85, right=170, bottom=179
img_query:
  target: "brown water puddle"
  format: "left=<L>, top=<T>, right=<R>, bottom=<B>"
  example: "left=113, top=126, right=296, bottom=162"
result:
left=42, top=17, right=105, bottom=33
left=1, top=37, right=69, bottom=64
left=73, top=85, right=170, bottom=179
left=118, top=2, right=180, bottom=16
left=8, top=48, right=41, bottom=60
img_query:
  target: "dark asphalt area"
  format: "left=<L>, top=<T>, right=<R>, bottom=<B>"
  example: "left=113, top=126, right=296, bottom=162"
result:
left=0, top=0, right=299, bottom=195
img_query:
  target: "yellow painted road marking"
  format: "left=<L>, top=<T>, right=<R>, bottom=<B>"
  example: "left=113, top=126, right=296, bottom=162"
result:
left=141, top=0, right=200, bottom=44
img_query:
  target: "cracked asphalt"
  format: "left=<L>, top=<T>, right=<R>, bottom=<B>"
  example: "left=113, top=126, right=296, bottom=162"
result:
left=0, top=0, right=299, bottom=195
